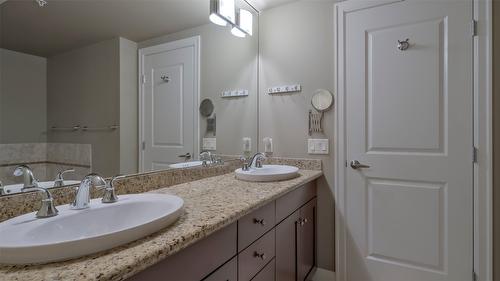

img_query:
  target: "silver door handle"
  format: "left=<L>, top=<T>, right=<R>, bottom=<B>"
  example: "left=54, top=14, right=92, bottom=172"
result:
left=178, top=153, right=191, bottom=160
left=350, top=160, right=370, bottom=170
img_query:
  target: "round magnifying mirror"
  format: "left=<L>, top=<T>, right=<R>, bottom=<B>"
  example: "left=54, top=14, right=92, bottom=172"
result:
left=311, top=89, right=334, bottom=112
left=199, top=99, right=214, bottom=117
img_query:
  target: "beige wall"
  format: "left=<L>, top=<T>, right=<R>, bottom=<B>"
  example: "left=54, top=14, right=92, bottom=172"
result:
left=119, top=38, right=139, bottom=175
left=47, top=38, right=121, bottom=177
left=0, top=48, right=47, bottom=143
left=139, top=20, right=259, bottom=156
left=259, top=0, right=336, bottom=270
left=493, top=0, right=499, bottom=279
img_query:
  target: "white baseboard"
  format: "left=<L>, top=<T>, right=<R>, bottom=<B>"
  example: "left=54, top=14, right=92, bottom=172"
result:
left=307, top=268, right=335, bottom=281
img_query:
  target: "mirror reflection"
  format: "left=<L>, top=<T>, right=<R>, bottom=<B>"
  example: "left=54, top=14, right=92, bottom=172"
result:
left=0, top=0, right=259, bottom=195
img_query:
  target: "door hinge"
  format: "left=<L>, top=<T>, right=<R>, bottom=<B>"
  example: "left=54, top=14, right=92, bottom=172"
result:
left=473, top=271, right=477, bottom=281
left=142, top=141, right=146, bottom=151
left=471, top=19, right=478, bottom=37
left=473, top=146, right=478, bottom=163
left=141, top=74, right=146, bottom=84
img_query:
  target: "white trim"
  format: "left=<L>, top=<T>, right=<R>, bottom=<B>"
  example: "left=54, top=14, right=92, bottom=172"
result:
left=473, top=0, right=493, bottom=280
left=309, top=268, right=336, bottom=281
left=333, top=0, right=493, bottom=280
left=137, top=36, right=201, bottom=172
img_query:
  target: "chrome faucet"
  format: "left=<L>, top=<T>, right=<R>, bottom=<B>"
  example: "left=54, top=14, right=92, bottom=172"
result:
left=54, top=168, right=75, bottom=187
left=13, top=165, right=38, bottom=188
left=200, top=151, right=223, bottom=167
left=71, top=174, right=123, bottom=210
left=0, top=180, right=4, bottom=196
left=242, top=153, right=266, bottom=171
left=71, top=173, right=106, bottom=210
left=22, top=185, right=58, bottom=218
left=199, top=151, right=213, bottom=167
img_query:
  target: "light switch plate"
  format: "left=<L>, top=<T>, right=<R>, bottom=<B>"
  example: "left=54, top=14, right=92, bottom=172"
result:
left=202, top=138, right=217, bottom=151
left=308, top=139, right=329, bottom=155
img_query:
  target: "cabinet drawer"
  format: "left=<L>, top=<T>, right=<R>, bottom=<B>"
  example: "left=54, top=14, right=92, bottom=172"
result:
left=276, top=181, right=316, bottom=223
left=203, top=257, right=237, bottom=281
left=238, top=229, right=276, bottom=281
left=238, top=201, right=275, bottom=251
left=127, top=223, right=237, bottom=281
left=251, top=259, right=275, bottom=281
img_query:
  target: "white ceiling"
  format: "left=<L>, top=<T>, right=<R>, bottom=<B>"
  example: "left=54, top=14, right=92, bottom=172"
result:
left=0, top=0, right=256, bottom=57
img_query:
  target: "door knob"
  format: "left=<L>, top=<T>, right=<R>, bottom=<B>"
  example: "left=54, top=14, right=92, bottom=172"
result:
left=350, top=160, right=370, bottom=170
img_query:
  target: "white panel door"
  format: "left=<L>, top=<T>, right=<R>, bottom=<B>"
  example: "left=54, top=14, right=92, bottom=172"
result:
left=340, top=0, right=473, bottom=280
left=140, top=37, right=199, bottom=172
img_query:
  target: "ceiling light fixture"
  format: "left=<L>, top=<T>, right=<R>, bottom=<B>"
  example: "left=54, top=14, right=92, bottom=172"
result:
left=209, top=0, right=235, bottom=26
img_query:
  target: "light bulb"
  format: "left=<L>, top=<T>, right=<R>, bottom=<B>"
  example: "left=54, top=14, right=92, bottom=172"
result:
left=231, top=26, right=246, bottom=38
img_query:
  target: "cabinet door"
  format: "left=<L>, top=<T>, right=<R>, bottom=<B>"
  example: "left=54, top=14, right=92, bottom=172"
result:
left=297, top=199, right=316, bottom=281
left=275, top=209, right=300, bottom=281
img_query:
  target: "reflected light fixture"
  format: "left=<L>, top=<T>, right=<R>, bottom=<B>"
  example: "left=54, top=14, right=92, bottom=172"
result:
left=231, top=10, right=246, bottom=38
left=231, top=8, right=253, bottom=38
left=36, top=0, right=47, bottom=7
left=209, top=0, right=236, bottom=26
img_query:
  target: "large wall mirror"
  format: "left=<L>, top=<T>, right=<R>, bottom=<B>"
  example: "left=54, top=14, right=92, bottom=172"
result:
left=0, top=0, right=259, bottom=195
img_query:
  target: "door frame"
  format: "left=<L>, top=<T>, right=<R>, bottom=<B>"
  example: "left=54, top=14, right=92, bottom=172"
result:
left=138, top=36, right=201, bottom=172
left=333, top=0, right=493, bottom=280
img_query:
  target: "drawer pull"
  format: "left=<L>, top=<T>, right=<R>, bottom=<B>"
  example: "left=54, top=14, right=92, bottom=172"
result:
left=253, top=218, right=266, bottom=225
left=254, top=251, right=267, bottom=260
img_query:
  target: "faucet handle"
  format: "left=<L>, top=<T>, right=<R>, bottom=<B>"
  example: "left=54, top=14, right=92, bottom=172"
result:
left=102, top=175, right=125, bottom=204
left=54, top=168, right=75, bottom=187
left=240, top=156, right=249, bottom=171
left=21, top=186, right=58, bottom=218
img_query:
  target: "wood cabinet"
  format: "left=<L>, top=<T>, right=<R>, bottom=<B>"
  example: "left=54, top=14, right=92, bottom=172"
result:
left=297, top=199, right=316, bottom=281
left=276, top=210, right=300, bottom=281
left=128, top=181, right=317, bottom=281
left=202, top=257, right=237, bottom=281
left=276, top=198, right=317, bottom=281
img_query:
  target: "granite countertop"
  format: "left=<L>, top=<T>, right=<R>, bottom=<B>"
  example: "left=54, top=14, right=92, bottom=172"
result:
left=0, top=169, right=323, bottom=281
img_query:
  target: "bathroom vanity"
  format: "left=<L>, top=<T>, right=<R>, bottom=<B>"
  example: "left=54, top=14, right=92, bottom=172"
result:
left=0, top=165, right=322, bottom=281
left=129, top=181, right=317, bottom=281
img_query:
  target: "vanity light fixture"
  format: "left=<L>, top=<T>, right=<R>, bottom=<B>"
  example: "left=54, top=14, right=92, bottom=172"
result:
left=231, top=10, right=247, bottom=38
left=231, top=8, right=253, bottom=38
left=209, top=0, right=236, bottom=26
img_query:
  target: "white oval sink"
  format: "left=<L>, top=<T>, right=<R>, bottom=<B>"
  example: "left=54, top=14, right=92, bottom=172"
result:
left=235, top=165, right=299, bottom=182
left=3, top=180, right=80, bottom=195
left=0, top=193, right=184, bottom=265
left=169, top=160, right=209, bottom=169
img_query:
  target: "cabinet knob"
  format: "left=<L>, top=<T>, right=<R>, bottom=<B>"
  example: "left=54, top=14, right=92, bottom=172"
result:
left=254, top=251, right=266, bottom=260
left=297, top=218, right=308, bottom=226
left=253, top=218, right=266, bottom=225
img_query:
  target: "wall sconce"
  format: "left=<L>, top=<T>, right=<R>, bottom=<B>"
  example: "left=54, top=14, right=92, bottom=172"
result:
left=231, top=9, right=253, bottom=38
left=209, top=0, right=236, bottom=26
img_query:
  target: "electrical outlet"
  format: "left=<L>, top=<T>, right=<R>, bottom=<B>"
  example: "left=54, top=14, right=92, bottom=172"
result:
left=202, top=138, right=217, bottom=151
left=308, top=139, right=329, bottom=155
